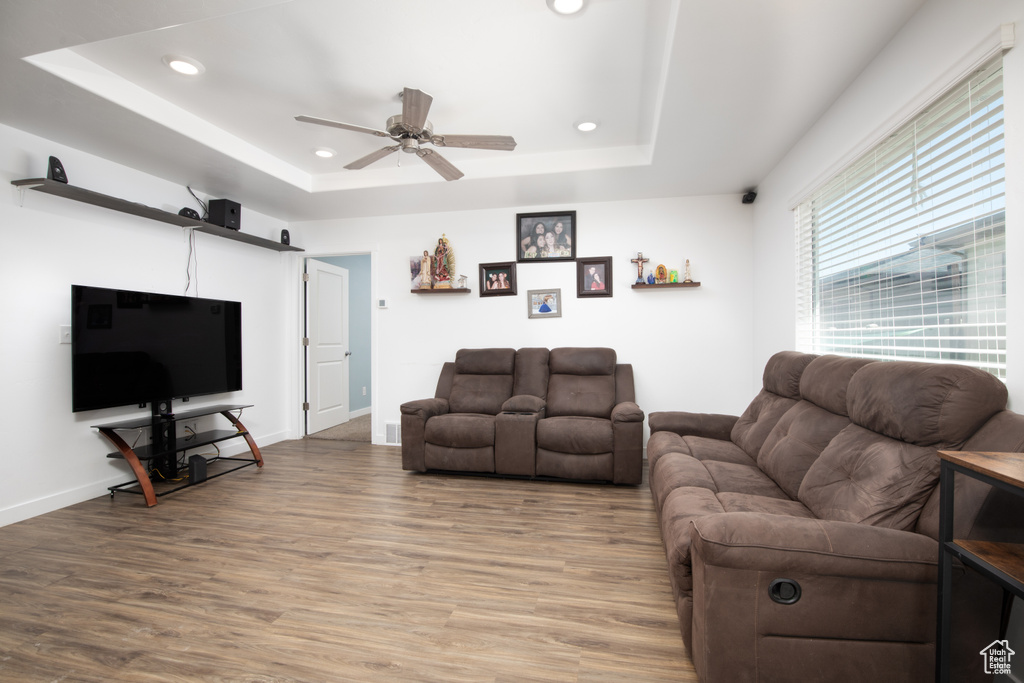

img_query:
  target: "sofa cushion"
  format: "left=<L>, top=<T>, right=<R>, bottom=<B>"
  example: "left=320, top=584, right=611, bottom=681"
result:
left=454, top=347, right=516, bottom=375
left=424, top=413, right=496, bottom=449
left=546, top=375, right=616, bottom=418
left=513, top=347, right=550, bottom=399
left=537, top=416, right=613, bottom=454
left=449, top=374, right=515, bottom=415
left=799, top=354, right=875, bottom=415
left=730, top=390, right=800, bottom=459
left=757, top=400, right=853, bottom=499
left=703, top=461, right=790, bottom=499
left=549, top=347, right=616, bottom=375
left=798, top=425, right=941, bottom=530
left=761, top=350, right=817, bottom=399
left=846, top=360, right=1007, bottom=448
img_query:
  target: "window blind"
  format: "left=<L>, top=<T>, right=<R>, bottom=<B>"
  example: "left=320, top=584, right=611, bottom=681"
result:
left=795, top=57, right=1006, bottom=377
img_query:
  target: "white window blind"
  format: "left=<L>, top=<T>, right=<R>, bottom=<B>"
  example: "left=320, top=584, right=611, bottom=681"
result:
left=795, top=57, right=1006, bottom=377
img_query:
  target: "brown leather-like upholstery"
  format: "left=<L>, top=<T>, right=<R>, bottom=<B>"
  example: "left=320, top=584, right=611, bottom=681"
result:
left=401, top=347, right=643, bottom=484
left=647, top=351, right=1014, bottom=682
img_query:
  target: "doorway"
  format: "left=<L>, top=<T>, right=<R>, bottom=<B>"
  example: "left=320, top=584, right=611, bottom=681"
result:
left=304, top=255, right=373, bottom=438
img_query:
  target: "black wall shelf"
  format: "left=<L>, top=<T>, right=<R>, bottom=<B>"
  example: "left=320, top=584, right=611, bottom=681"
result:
left=12, top=178, right=302, bottom=253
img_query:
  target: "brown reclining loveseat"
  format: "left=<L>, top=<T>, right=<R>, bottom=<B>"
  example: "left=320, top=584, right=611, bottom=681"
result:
left=400, top=347, right=644, bottom=484
left=648, top=351, right=1023, bottom=682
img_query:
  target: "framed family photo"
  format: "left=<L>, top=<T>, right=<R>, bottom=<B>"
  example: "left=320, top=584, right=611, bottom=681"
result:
left=516, top=211, right=576, bottom=262
left=576, top=256, right=613, bottom=297
left=479, top=261, right=517, bottom=296
left=527, top=288, right=562, bottom=319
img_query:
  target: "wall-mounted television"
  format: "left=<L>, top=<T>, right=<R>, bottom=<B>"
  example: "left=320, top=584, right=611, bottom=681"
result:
left=72, top=285, right=242, bottom=413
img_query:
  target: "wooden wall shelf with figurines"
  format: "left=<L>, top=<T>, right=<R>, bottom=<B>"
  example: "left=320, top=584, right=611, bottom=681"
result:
left=411, top=288, right=471, bottom=294
left=411, top=233, right=470, bottom=293
left=629, top=253, right=701, bottom=289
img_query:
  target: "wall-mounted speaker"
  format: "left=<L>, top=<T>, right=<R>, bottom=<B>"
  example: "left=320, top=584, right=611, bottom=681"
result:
left=280, top=229, right=290, bottom=245
left=47, top=156, right=67, bottom=184
left=742, top=191, right=757, bottom=204
left=208, top=199, right=241, bottom=230
left=178, top=207, right=201, bottom=220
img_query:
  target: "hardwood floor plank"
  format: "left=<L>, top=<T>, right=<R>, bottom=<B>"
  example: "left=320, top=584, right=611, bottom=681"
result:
left=0, top=440, right=696, bottom=681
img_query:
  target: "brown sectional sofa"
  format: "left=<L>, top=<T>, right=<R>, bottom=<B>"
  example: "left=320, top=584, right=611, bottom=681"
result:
left=648, top=351, right=1023, bottom=682
left=401, top=347, right=644, bottom=484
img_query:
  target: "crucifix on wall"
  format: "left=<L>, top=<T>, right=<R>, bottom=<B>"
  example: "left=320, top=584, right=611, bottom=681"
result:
left=631, top=252, right=649, bottom=284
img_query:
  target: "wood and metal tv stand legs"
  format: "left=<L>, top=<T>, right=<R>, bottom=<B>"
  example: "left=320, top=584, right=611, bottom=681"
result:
left=94, top=404, right=263, bottom=507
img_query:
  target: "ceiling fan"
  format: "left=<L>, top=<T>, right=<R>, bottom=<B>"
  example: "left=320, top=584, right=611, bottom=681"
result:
left=296, top=87, right=517, bottom=181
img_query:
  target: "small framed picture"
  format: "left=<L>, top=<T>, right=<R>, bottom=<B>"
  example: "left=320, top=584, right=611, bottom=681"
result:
left=517, top=211, right=576, bottom=262
left=527, top=288, right=562, bottom=319
left=576, top=256, right=613, bottom=297
left=479, top=261, right=517, bottom=297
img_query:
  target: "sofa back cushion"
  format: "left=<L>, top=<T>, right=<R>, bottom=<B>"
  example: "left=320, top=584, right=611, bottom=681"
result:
left=798, top=360, right=1008, bottom=530
left=546, top=347, right=617, bottom=418
left=730, top=351, right=817, bottom=458
left=513, top=347, right=550, bottom=399
left=448, top=348, right=516, bottom=415
left=757, top=356, right=876, bottom=498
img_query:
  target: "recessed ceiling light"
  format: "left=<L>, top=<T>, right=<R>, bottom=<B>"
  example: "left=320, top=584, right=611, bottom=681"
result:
left=162, top=55, right=205, bottom=76
left=576, top=121, right=598, bottom=132
left=313, top=147, right=336, bottom=158
left=547, top=0, right=586, bottom=16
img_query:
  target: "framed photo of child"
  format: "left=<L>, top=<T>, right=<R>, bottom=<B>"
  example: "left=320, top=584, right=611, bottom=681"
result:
left=516, top=211, right=576, bottom=262
left=527, top=289, right=562, bottom=319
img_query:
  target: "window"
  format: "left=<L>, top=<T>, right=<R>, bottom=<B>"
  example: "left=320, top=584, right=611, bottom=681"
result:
left=795, top=57, right=1005, bottom=377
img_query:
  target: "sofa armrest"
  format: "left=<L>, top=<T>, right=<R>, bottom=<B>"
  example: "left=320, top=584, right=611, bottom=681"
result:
left=502, top=394, right=546, bottom=414
left=648, top=410, right=736, bottom=440
left=400, top=397, right=449, bottom=420
left=611, top=401, right=644, bottom=423
left=688, top=512, right=940, bottom=682
left=400, top=398, right=448, bottom=472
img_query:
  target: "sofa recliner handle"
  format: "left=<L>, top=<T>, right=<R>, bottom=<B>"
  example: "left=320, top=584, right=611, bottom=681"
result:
left=768, top=578, right=801, bottom=605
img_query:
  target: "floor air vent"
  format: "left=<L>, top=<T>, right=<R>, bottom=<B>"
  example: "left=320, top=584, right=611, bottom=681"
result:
left=385, top=422, right=401, bottom=445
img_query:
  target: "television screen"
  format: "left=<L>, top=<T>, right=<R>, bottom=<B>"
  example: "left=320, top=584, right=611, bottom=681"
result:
left=72, top=285, right=242, bottom=412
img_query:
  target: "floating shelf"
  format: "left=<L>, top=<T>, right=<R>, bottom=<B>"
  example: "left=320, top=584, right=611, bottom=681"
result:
left=411, top=287, right=472, bottom=294
left=631, top=282, right=701, bottom=289
left=12, top=178, right=303, bottom=252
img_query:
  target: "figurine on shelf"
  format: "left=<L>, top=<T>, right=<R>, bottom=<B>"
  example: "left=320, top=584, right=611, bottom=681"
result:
left=631, top=252, right=649, bottom=284
left=669, top=269, right=679, bottom=283
left=683, top=259, right=693, bottom=283
left=457, top=274, right=468, bottom=289
left=433, top=234, right=455, bottom=289
left=419, top=250, right=433, bottom=289
left=646, top=272, right=655, bottom=285
left=655, top=264, right=668, bottom=284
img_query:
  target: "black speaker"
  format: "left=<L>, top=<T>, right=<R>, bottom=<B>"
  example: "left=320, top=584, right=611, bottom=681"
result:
left=47, top=156, right=67, bottom=184
left=188, top=454, right=208, bottom=483
left=280, top=229, right=290, bottom=246
left=742, top=191, right=757, bottom=204
left=178, top=207, right=200, bottom=220
left=208, top=199, right=241, bottom=230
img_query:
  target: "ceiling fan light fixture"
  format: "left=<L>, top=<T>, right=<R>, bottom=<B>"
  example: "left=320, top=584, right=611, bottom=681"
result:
left=547, top=0, right=586, bottom=16
left=162, top=55, right=205, bottom=76
left=313, top=147, right=335, bottom=158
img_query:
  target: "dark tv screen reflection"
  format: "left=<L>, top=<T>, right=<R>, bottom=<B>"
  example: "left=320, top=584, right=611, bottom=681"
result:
left=71, top=285, right=242, bottom=413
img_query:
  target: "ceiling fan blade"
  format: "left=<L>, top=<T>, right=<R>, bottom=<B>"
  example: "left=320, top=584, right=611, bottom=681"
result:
left=295, top=115, right=390, bottom=138
left=401, top=87, right=433, bottom=135
left=417, top=148, right=464, bottom=181
left=344, top=145, right=401, bottom=170
left=432, top=134, right=517, bottom=151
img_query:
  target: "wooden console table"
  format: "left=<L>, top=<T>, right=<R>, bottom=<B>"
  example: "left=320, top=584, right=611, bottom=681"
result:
left=95, top=404, right=263, bottom=507
left=936, top=450, right=1024, bottom=682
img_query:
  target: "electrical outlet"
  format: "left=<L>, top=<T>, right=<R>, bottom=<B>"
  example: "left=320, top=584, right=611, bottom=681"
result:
left=59, top=325, right=71, bottom=344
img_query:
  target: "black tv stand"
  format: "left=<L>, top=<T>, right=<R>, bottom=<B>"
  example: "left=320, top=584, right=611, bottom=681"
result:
left=94, top=404, right=263, bottom=506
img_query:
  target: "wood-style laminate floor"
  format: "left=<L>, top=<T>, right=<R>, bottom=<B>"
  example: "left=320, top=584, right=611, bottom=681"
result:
left=0, top=439, right=697, bottom=682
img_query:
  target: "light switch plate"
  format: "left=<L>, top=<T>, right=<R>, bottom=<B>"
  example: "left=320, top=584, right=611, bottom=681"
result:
left=59, top=325, right=71, bottom=344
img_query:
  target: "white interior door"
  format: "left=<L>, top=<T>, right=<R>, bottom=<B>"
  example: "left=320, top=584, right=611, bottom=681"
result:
left=307, top=259, right=350, bottom=434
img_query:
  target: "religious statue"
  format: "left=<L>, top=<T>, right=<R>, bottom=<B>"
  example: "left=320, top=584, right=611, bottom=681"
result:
left=419, top=250, right=432, bottom=289
left=433, top=234, right=455, bottom=289
left=655, top=264, right=668, bottom=284
left=683, top=259, right=693, bottom=283
left=631, top=252, right=649, bottom=284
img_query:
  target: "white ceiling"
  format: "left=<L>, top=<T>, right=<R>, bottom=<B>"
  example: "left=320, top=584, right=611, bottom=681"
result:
left=0, top=0, right=925, bottom=221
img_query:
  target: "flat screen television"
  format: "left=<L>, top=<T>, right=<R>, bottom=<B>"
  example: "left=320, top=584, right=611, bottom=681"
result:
left=72, top=285, right=242, bottom=413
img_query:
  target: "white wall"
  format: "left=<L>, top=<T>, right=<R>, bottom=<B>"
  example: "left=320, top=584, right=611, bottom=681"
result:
left=0, top=123, right=300, bottom=525
left=293, top=194, right=756, bottom=445
left=751, top=0, right=1024, bottom=408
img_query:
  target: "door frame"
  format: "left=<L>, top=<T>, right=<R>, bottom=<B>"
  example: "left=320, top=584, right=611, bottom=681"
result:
left=298, top=251, right=377, bottom=440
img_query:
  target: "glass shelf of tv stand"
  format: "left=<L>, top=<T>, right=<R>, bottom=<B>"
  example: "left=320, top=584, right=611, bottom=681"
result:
left=91, top=404, right=253, bottom=434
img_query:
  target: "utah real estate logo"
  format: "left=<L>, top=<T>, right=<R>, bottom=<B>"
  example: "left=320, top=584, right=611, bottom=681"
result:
left=980, top=640, right=1015, bottom=675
